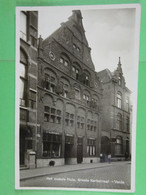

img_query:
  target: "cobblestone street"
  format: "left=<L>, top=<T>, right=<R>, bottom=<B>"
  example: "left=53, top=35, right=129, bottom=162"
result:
left=20, top=162, right=131, bottom=190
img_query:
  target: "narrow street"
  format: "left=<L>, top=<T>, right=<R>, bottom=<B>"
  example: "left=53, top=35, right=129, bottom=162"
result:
left=21, top=162, right=131, bottom=190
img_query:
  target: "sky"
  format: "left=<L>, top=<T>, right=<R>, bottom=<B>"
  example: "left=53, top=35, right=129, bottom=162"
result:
left=38, top=6, right=139, bottom=98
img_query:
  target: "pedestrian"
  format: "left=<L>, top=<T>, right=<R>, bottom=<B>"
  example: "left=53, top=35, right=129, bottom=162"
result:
left=108, top=154, right=111, bottom=163
left=100, top=153, right=103, bottom=162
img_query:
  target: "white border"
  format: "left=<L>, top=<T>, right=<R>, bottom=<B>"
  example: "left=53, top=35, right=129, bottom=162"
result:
left=15, top=4, right=141, bottom=192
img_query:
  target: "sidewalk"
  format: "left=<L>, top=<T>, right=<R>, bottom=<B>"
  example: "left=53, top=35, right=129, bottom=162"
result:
left=20, top=161, right=131, bottom=181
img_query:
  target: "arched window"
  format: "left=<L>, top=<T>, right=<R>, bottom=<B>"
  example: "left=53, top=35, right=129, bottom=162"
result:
left=117, top=92, right=122, bottom=108
left=60, top=77, right=70, bottom=98
left=74, top=88, right=81, bottom=100
left=72, top=66, right=79, bottom=80
left=72, top=62, right=81, bottom=80
left=83, top=70, right=90, bottom=86
left=44, top=70, right=57, bottom=92
left=59, top=53, right=70, bottom=68
left=20, top=50, right=27, bottom=106
left=115, top=136, right=123, bottom=155
left=117, top=113, right=122, bottom=130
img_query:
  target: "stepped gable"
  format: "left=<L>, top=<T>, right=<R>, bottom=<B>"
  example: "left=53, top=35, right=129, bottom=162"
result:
left=42, top=10, right=95, bottom=70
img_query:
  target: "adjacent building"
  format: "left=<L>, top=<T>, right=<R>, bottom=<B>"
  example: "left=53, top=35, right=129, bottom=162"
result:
left=19, top=10, right=131, bottom=168
left=97, top=58, right=131, bottom=159
left=19, top=11, right=38, bottom=167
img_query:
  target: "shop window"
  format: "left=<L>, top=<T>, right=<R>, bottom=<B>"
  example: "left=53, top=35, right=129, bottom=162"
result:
left=43, top=133, right=62, bottom=158
left=65, top=135, right=74, bottom=145
left=87, top=139, right=96, bottom=156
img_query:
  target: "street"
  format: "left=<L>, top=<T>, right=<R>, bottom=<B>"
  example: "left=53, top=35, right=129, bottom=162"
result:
left=20, top=162, right=131, bottom=190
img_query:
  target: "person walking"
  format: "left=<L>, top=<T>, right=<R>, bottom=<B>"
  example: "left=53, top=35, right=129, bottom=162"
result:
left=108, top=153, right=111, bottom=163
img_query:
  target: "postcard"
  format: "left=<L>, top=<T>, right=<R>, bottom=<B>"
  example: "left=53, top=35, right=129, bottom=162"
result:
left=15, top=4, right=141, bottom=192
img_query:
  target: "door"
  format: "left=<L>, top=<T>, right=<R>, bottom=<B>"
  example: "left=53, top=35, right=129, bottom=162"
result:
left=20, top=130, right=25, bottom=165
left=77, top=144, right=83, bottom=163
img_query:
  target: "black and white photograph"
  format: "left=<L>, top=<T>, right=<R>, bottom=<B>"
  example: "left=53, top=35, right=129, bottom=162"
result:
left=15, top=4, right=141, bottom=192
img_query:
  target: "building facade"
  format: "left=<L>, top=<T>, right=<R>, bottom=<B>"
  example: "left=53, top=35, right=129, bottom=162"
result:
left=19, top=10, right=131, bottom=168
left=36, top=11, right=103, bottom=167
left=19, top=11, right=38, bottom=167
left=97, top=58, right=131, bottom=159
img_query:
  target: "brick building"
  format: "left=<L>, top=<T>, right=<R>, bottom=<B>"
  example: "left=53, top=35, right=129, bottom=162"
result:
left=97, top=58, right=131, bottom=159
left=36, top=10, right=103, bottom=167
left=19, top=11, right=38, bottom=167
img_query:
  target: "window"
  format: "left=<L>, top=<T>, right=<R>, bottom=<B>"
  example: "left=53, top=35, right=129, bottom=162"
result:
left=30, top=35, right=37, bottom=47
left=126, top=98, right=129, bottom=112
left=118, top=76, right=121, bottom=85
left=65, top=135, right=74, bottom=145
left=44, top=74, right=56, bottom=92
left=44, top=106, right=61, bottom=124
left=43, top=133, right=62, bottom=158
left=60, top=81, right=70, bottom=98
left=65, top=112, right=74, bottom=127
left=20, top=51, right=27, bottom=106
left=59, top=55, right=69, bottom=67
left=117, top=92, right=122, bottom=108
left=83, top=94, right=89, bottom=102
left=74, top=88, right=80, bottom=100
left=117, top=113, right=122, bottom=130
left=126, top=117, right=129, bottom=131
left=20, top=12, right=27, bottom=41
left=72, top=66, right=79, bottom=80
left=87, top=139, right=96, bottom=156
left=60, top=57, right=63, bottom=64
left=73, top=43, right=80, bottom=52
left=77, top=115, right=85, bottom=129
left=115, top=136, right=123, bottom=155
left=83, top=73, right=90, bottom=86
